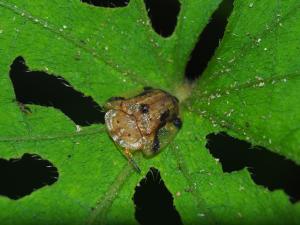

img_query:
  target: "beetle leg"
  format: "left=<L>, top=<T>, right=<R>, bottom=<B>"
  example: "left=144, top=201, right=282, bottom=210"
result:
left=123, top=148, right=141, bottom=173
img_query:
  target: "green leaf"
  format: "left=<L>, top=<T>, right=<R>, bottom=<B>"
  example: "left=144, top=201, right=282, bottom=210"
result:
left=0, top=0, right=300, bottom=224
left=189, top=0, right=300, bottom=164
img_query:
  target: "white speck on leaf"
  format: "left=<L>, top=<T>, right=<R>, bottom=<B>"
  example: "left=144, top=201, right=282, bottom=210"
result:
left=76, top=125, right=81, bottom=132
left=255, top=76, right=263, bottom=81
left=228, top=57, right=235, bottom=63
left=256, top=38, right=262, bottom=43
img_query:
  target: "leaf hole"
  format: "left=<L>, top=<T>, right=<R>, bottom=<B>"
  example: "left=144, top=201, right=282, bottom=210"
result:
left=80, top=0, right=129, bottom=7
left=144, top=0, right=181, bottom=37
left=9, top=56, right=105, bottom=126
left=206, top=132, right=300, bottom=203
left=185, top=0, right=234, bottom=81
left=133, top=167, right=183, bottom=225
left=0, top=153, right=59, bottom=200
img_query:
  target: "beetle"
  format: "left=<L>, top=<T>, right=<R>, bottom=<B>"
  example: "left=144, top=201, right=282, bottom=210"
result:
left=104, top=87, right=182, bottom=172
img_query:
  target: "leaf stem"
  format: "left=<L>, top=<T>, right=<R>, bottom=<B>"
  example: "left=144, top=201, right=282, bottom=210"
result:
left=86, top=162, right=136, bottom=225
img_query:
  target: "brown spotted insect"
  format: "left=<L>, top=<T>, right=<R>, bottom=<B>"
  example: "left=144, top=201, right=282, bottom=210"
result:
left=104, top=87, right=182, bottom=172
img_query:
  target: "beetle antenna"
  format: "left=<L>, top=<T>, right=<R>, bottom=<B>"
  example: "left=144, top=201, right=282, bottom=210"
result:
left=128, top=156, right=141, bottom=173
left=124, top=148, right=141, bottom=173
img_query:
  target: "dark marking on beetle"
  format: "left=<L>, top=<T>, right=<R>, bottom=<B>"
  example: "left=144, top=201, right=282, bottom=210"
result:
left=173, top=117, right=182, bottom=129
left=143, top=86, right=153, bottom=91
left=152, top=135, right=160, bottom=152
left=173, top=96, right=179, bottom=103
left=160, top=110, right=170, bottom=124
left=159, top=109, right=170, bottom=128
left=136, top=87, right=165, bottom=98
left=107, top=96, right=125, bottom=102
left=135, top=90, right=150, bottom=98
left=140, top=104, right=149, bottom=114
left=170, top=96, right=180, bottom=108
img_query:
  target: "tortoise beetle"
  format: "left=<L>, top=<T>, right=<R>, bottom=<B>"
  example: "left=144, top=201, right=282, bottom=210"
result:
left=104, top=87, right=182, bottom=172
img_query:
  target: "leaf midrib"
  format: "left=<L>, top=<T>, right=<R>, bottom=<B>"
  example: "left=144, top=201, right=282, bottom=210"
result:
left=194, top=71, right=300, bottom=101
